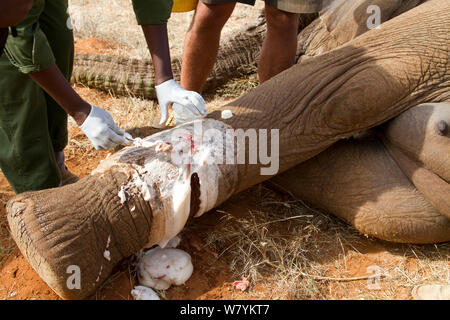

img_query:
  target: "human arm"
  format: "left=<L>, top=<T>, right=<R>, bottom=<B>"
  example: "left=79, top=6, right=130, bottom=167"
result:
left=29, top=65, right=133, bottom=150
left=0, top=0, right=33, bottom=27
left=3, top=4, right=131, bottom=150
left=132, top=0, right=207, bottom=125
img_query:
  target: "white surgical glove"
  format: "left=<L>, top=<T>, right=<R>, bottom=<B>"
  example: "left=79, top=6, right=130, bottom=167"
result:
left=155, top=79, right=207, bottom=125
left=80, top=105, right=133, bottom=150
left=172, top=102, right=198, bottom=125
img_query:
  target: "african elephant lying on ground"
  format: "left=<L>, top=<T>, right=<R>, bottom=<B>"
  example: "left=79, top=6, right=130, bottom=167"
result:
left=6, top=0, right=449, bottom=299
left=271, top=0, right=450, bottom=243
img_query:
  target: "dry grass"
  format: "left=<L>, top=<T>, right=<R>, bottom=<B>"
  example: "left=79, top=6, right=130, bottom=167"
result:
left=198, top=184, right=450, bottom=300
left=200, top=185, right=356, bottom=299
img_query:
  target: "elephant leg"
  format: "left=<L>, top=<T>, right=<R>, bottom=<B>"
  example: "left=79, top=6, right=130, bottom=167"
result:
left=271, top=133, right=450, bottom=244
left=71, top=11, right=318, bottom=99
left=272, top=103, right=450, bottom=243
left=7, top=119, right=238, bottom=299
left=382, top=143, right=450, bottom=220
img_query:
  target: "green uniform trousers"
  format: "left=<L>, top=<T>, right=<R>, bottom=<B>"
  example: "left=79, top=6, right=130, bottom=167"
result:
left=0, top=0, right=73, bottom=194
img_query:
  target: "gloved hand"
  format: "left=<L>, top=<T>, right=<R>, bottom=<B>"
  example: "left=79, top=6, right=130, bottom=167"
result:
left=172, top=102, right=200, bottom=125
left=155, top=79, right=207, bottom=125
left=80, top=105, right=133, bottom=150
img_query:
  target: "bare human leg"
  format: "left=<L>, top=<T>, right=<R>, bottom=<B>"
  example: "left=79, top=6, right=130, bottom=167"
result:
left=258, top=4, right=299, bottom=83
left=180, top=1, right=236, bottom=93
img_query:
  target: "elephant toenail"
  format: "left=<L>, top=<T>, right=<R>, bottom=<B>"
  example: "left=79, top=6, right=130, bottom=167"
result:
left=435, top=120, right=448, bottom=136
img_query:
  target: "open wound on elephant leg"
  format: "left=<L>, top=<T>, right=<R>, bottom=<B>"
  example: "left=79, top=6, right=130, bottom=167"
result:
left=115, top=166, right=192, bottom=248
left=100, top=119, right=235, bottom=248
left=132, top=138, right=173, bottom=153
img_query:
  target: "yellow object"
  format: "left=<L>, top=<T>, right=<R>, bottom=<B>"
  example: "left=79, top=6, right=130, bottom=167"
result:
left=172, top=0, right=198, bottom=13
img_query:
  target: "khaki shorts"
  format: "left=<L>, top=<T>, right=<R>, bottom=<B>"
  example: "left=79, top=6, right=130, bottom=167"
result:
left=200, top=0, right=323, bottom=13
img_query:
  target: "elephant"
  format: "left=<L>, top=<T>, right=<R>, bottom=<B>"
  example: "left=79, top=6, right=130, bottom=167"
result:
left=270, top=0, right=450, bottom=244
left=295, top=0, right=431, bottom=62
left=5, top=0, right=449, bottom=299
left=272, top=102, right=450, bottom=244
left=70, top=0, right=429, bottom=100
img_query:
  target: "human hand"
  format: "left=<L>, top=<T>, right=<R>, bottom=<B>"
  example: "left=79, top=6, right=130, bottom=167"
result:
left=155, top=79, right=207, bottom=125
left=79, top=105, right=133, bottom=150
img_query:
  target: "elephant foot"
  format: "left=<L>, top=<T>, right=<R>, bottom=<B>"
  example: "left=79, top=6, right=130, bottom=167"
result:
left=6, top=169, right=145, bottom=299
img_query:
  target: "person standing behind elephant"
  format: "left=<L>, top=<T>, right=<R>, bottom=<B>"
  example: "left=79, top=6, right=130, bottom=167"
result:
left=131, top=0, right=208, bottom=125
left=0, top=0, right=133, bottom=194
left=173, top=0, right=323, bottom=120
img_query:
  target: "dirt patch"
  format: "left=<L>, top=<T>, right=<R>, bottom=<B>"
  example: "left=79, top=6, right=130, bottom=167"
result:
left=0, top=253, right=60, bottom=300
left=75, top=37, right=127, bottom=57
